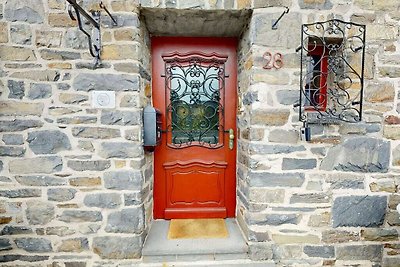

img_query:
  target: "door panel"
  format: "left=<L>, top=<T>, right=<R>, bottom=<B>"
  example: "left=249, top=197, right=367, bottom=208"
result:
left=152, top=37, right=237, bottom=219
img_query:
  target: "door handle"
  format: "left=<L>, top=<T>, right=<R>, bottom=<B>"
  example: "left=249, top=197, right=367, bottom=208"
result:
left=228, top=128, right=234, bottom=150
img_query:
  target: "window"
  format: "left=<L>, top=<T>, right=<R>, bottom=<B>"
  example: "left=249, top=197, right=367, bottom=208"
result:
left=299, top=19, right=366, bottom=123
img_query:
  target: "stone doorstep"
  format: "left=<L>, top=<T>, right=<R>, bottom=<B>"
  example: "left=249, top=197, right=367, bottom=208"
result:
left=142, top=219, right=250, bottom=263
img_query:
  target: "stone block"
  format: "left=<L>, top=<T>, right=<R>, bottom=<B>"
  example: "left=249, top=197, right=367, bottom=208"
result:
left=290, top=193, right=330, bottom=204
left=26, top=201, right=55, bottom=225
left=64, top=28, right=89, bottom=49
left=9, top=156, right=62, bottom=174
left=272, top=244, right=302, bottom=260
left=268, top=129, right=298, bottom=143
left=253, top=0, right=292, bottom=7
left=73, top=73, right=140, bottom=92
left=393, top=144, right=400, bottom=166
left=49, top=0, right=65, bottom=9
left=369, top=180, right=397, bottom=193
left=67, top=160, right=111, bottom=171
left=0, top=146, right=25, bottom=157
left=59, top=93, right=88, bottom=104
left=320, top=137, right=390, bottom=173
left=4, top=0, right=44, bottom=23
left=322, top=229, right=360, bottom=243
left=92, top=236, right=141, bottom=259
left=84, top=193, right=121, bottom=209
left=307, top=212, right=330, bottom=227
left=2, top=134, right=23, bottom=145
left=57, top=116, right=97, bottom=124
left=58, top=238, right=88, bottom=252
left=48, top=13, right=76, bottom=27
left=336, top=244, right=383, bottom=262
left=0, top=22, right=8, bottom=43
left=387, top=211, right=400, bottom=226
left=105, top=207, right=144, bottom=233
left=36, top=30, right=62, bottom=47
left=325, top=173, right=364, bottom=189
left=8, top=80, right=25, bottom=99
left=384, top=125, right=400, bottom=140
left=250, top=109, right=290, bottom=126
left=10, top=24, right=32, bottom=44
left=249, top=172, right=305, bottom=187
left=249, top=213, right=301, bottom=226
left=0, top=254, right=49, bottom=262
left=99, top=142, right=143, bottom=159
left=248, top=242, right=273, bottom=261
left=0, top=101, right=43, bottom=116
left=304, top=245, right=334, bottom=258
left=361, top=228, right=398, bottom=241
left=49, top=107, right=81, bottom=116
left=1, top=225, right=33, bottom=235
left=0, top=238, right=12, bottom=251
left=27, top=130, right=71, bottom=154
left=299, top=0, right=332, bottom=9
left=272, top=234, right=320, bottom=244
left=367, top=25, right=398, bottom=41
left=72, top=127, right=120, bottom=139
left=120, top=94, right=139, bottom=107
left=15, top=238, right=52, bottom=252
left=45, top=226, right=75, bottom=236
left=332, top=195, right=387, bottom=227
left=0, top=119, right=43, bottom=132
left=40, top=49, right=80, bottom=60
left=59, top=210, right=102, bottom=222
left=101, top=110, right=141, bottom=125
left=11, top=70, right=60, bottom=81
left=248, top=188, right=285, bottom=203
left=383, top=257, right=400, bottom=267
left=251, top=12, right=302, bottom=49
left=282, top=158, right=317, bottom=170
left=0, top=189, right=41, bottom=198
left=102, top=44, right=139, bottom=60
left=48, top=188, right=77, bottom=202
left=249, top=143, right=306, bottom=154
left=365, top=81, right=395, bottom=103
left=28, top=83, right=52, bottom=99
left=0, top=46, right=36, bottom=61
left=114, top=29, right=138, bottom=41
left=103, top=170, right=142, bottom=190
left=0, top=217, right=12, bottom=224
left=69, top=177, right=101, bottom=187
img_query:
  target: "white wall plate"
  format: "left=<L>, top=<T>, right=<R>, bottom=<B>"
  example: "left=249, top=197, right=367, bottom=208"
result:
left=92, top=90, right=115, bottom=108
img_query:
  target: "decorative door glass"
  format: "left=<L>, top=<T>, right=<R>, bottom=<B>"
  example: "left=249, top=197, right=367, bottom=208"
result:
left=163, top=53, right=227, bottom=148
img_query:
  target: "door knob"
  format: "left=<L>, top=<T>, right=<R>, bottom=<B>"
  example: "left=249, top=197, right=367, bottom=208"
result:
left=228, top=128, right=234, bottom=150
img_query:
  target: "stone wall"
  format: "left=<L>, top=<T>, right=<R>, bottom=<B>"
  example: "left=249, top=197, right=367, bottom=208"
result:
left=0, top=0, right=153, bottom=265
left=0, top=0, right=399, bottom=266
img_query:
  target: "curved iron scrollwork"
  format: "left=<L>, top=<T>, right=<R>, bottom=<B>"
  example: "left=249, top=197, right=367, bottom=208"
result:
left=163, top=53, right=228, bottom=148
left=299, top=19, right=366, bottom=123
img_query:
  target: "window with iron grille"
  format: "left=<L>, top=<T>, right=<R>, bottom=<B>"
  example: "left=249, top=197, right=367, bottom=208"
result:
left=299, top=19, right=366, bottom=124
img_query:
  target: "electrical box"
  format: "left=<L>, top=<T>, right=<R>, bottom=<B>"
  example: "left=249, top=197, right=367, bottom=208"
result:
left=143, top=105, right=162, bottom=151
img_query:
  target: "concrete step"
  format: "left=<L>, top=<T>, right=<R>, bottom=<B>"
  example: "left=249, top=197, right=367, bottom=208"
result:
left=142, top=219, right=251, bottom=264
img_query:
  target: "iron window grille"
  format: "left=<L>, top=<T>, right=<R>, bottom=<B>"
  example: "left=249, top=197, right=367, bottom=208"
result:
left=299, top=19, right=366, bottom=124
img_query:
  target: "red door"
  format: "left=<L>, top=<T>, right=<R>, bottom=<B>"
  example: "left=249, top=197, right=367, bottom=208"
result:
left=152, top=37, right=237, bottom=219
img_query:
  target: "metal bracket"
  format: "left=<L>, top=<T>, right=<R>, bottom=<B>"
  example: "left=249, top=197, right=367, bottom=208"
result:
left=272, top=7, right=289, bottom=30
left=66, top=0, right=117, bottom=67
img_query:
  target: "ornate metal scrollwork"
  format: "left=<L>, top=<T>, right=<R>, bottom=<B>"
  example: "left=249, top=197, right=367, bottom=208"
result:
left=163, top=53, right=228, bottom=148
left=299, top=19, right=366, bottom=123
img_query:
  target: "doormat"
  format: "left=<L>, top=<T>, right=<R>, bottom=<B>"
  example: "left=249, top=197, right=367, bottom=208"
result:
left=167, top=218, right=229, bottom=239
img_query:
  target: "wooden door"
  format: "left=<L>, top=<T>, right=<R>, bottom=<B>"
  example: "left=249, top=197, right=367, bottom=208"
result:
left=152, top=37, right=237, bottom=219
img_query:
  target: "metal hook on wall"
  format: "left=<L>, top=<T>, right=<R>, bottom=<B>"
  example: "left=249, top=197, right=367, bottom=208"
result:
left=66, top=0, right=117, bottom=67
left=272, top=7, right=289, bottom=30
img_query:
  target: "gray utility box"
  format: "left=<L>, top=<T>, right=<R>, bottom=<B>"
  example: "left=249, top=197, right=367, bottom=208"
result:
left=143, top=105, right=162, bottom=150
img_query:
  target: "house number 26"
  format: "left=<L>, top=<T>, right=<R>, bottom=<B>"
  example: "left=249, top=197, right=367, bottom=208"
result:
left=263, top=51, right=283, bottom=69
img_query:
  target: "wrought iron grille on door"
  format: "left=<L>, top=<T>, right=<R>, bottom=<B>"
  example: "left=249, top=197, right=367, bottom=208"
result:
left=162, top=52, right=228, bottom=148
left=299, top=19, right=366, bottom=124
